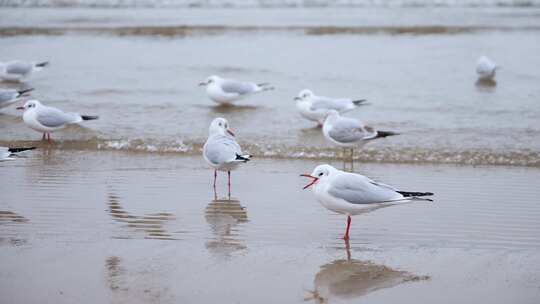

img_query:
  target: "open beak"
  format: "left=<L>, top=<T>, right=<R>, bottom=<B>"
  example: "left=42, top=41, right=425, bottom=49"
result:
left=300, top=174, right=318, bottom=189
left=227, top=128, right=235, bottom=137
left=16, top=106, right=25, bottom=110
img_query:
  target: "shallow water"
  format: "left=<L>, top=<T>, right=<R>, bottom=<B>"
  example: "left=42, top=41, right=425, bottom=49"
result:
left=1, top=7, right=540, bottom=166
left=1, top=150, right=540, bottom=303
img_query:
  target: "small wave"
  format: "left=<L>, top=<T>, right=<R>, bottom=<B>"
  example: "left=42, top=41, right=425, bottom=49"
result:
left=2, top=25, right=539, bottom=37
left=2, top=138, right=539, bottom=167
left=1, top=0, right=540, bottom=8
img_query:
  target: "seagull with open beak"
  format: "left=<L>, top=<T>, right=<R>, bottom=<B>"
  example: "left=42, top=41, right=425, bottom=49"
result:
left=203, top=117, right=251, bottom=197
left=301, top=164, right=434, bottom=240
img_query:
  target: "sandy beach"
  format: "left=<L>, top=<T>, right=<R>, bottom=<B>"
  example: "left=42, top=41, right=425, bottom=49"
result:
left=1, top=150, right=540, bottom=303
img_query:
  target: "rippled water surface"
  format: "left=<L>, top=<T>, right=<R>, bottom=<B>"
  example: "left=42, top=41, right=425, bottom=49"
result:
left=1, top=7, right=540, bottom=166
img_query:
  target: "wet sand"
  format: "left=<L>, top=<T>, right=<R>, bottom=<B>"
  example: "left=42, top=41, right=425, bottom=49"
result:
left=1, top=149, right=540, bottom=303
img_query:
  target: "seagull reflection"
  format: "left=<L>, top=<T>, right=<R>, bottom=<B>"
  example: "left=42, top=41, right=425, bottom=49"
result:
left=107, top=192, right=177, bottom=240
left=205, top=198, right=249, bottom=258
left=475, top=78, right=497, bottom=91
left=306, top=240, right=428, bottom=303
left=0, top=210, right=29, bottom=246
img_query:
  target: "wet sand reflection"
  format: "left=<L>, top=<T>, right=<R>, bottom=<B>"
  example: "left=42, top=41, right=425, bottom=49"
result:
left=107, top=192, right=177, bottom=240
left=306, top=241, right=429, bottom=303
left=205, top=198, right=248, bottom=258
left=475, top=78, right=497, bottom=91
left=0, top=210, right=29, bottom=246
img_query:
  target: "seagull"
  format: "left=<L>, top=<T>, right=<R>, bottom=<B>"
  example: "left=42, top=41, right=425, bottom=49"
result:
left=16, top=99, right=99, bottom=142
left=322, top=110, right=398, bottom=161
left=203, top=117, right=251, bottom=197
left=301, top=164, right=433, bottom=240
left=0, top=146, right=36, bottom=161
left=0, top=88, right=34, bottom=109
left=0, top=60, right=49, bottom=82
left=295, top=89, right=368, bottom=126
left=199, top=75, right=274, bottom=105
left=476, top=56, right=498, bottom=81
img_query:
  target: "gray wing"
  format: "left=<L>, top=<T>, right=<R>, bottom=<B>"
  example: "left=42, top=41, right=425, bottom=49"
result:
left=328, top=117, right=372, bottom=143
left=0, top=90, right=17, bottom=104
left=204, top=135, right=242, bottom=165
left=6, top=62, right=33, bottom=75
left=36, top=107, right=80, bottom=128
left=328, top=173, right=403, bottom=204
left=221, top=80, right=256, bottom=95
left=311, top=97, right=350, bottom=111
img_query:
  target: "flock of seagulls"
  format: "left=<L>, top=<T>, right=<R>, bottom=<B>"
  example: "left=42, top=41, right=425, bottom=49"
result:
left=1, top=55, right=498, bottom=239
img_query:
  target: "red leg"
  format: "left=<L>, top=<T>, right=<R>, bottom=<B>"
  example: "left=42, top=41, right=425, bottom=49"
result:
left=47, top=132, right=51, bottom=143
left=227, top=171, right=231, bottom=198
left=213, top=170, right=217, bottom=200
left=42, top=133, right=46, bottom=141
left=343, top=215, right=351, bottom=240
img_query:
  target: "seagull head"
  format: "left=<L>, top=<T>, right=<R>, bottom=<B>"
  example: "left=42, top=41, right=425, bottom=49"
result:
left=16, top=99, right=41, bottom=111
left=294, top=89, right=313, bottom=101
left=199, top=75, right=221, bottom=86
left=209, top=117, right=235, bottom=137
left=300, top=164, right=336, bottom=189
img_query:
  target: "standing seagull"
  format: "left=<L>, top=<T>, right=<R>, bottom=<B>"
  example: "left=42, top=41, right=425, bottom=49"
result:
left=0, top=147, right=36, bottom=161
left=476, top=56, right=498, bottom=81
left=199, top=75, right=274, bottom=105
left=295, top=89, right=367, bottom=126
left=203, top=118, right=251, bottom=197
left=301, top=164, right=433, bottom=240
left=0, top=88, right=34, bottom=109
left=322, top=110, right=397, bottom=161
left=0, top=60, right=49, bottom=82
left=16, top=100, right=99, bottom=143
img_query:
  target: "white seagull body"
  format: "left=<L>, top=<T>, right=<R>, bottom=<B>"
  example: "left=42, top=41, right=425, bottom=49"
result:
left=0, top=147, right=36, bottom=161
left=203, top=117, right=251, bottom=196
left=0, top=88, right=33, bottom=109
left=322, top=110, right=397, bottom=160
left=0, top=60, right=49, bottom=82
left=199, top=75, right=274, bottom=105
left=301, top=164, right=433, bottom=239
left=295, top=89, right=367, bottom=125
left=17, top=100, right=98, bottom=142
left=476, top=56, right=498, bottom=81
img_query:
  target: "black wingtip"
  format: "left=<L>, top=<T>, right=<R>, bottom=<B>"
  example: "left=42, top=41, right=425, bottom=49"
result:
left=235, top=154, right=251, bottom=162
left=35, top=61, right=49, bottom=68
left=81, top=115, right=99, bottom=121
left=8, top=147, right=36, bottom=153
left=17, top=88, right=34, bottom=96
left=376, top=130, right=399, bottom=138
left=352, top=99, right=367, bottom=106
left=397, top=191, right=434, bottom=197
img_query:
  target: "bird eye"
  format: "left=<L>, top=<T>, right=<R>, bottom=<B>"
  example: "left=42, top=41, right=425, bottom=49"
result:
left=318, top=172, right=324, bottom=176
left=218, top=123, right=222, bottom=126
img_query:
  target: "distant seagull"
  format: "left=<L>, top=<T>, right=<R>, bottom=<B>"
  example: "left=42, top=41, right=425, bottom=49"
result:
left=322, top=110, right=397, bottom=160
left=0, top=146, right=36, bottom=161
left=0, top=88, right=34, bottom=109
left=301, top=164, right=433, bottom=240
left=295, top=89, right=368, bottom=126
left=16, top=100, right=98, bottom=142
left=0, top=60, right=49, bottom=82
left=199, top=75, right=274, bottom=105
left=476, top=56, right=498, bottom=81
left=203, top=117, right=251, bottom=197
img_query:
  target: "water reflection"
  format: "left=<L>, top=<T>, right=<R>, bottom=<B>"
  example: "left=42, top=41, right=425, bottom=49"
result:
left=106, top=256, right=126, bottom=291
left=107, top=192, right=177, bottom=240
left=205, top=198, right=249, bottom=258
left=306, top=240, right=428, bottom=303
left=475, top=78, right=497, bottom=91
left=0, top=210, right=29, bottom=246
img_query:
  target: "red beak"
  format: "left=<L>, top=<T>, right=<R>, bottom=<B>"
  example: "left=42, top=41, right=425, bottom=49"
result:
left=227, top=128, right=235, bottom=137
left=300, top=174, right=318, bottom=189
left=16, top=106, right=25, bottom=110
